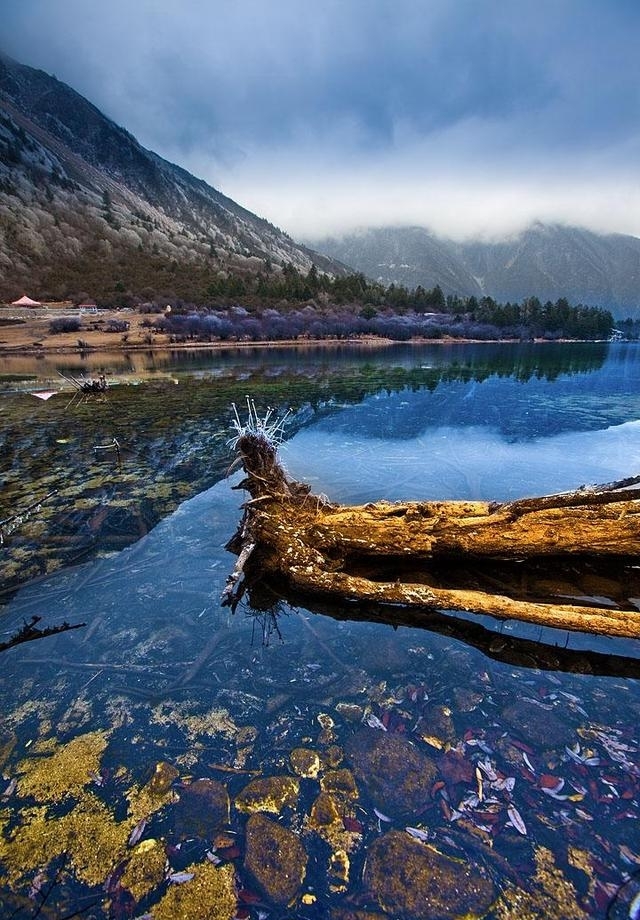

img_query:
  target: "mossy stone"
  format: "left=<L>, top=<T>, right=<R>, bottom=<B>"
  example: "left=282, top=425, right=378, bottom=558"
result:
left=345, top=729, right=437, bottom=819
left=174, top=778, right=230, bottom=838
left=235, top=775, right=299, bottom=815
left=502, top=699, right=573, bottom=749
left=146, top=760, right=179, bottom=797
left=364, top=830, right=495, bottom=919
left=244, top=812, right=307, bottom=906
left=290, top=747, right=322, bottom=778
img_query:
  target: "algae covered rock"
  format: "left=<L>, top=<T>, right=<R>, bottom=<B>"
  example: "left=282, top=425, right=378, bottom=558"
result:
left=345, top=728, right=437, bottom=818
left=152, top=861, right=237, bottom=920
left=16, top=730, right=109, bottom=802
left=174, top=778, right=230, bottom=838
left=335, top=703, right=365, bottom=723
left=306, top=791, right=361, bottom=853
left=145, top=760, right=180, bottom=798
left=364, top=830, right=495, bottom=919
left=290, top=747, right=322, bottom=778
left=320, top=767, right=358, bottom=799
left=1, top=792, right=130, bottom=889
left=120, top=838, right=166, bottom=901
left=416, top=704, right=457, bottom=750
left=244, top=812, right=308, bottom=906
left=235, top=775, right=299, bottom=814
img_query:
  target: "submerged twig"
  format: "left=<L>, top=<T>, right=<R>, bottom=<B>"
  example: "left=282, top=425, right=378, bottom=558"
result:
left=221, top=538, right=256, bottom=611
left=93, top=437, right=122, bottom=467
left=0, top=490, right=58, bottom=545
left=0, top=616, right=85, bottom=654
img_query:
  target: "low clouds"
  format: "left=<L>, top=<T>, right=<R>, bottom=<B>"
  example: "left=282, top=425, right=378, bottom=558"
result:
left=3, top=0, right=639, bottom=240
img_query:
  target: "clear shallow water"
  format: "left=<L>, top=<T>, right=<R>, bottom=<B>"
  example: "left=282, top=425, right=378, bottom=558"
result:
left=284, top=419, right=640, bottom=504
left=1, top=342, right=640, bottom=918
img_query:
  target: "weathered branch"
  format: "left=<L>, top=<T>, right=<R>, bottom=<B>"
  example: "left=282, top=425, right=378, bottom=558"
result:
left=221, top=536, right=256, bottom=611
left=223, top=432, right=640, bottom=640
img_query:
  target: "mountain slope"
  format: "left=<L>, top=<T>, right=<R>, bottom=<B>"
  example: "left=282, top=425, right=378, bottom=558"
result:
left=314, top=224, right=640, bottom=316
left=0, top=54, right=342, bottom=302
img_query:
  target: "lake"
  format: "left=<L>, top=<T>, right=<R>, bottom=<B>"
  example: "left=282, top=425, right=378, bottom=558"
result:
left=1, top=341, right=639, bottom=919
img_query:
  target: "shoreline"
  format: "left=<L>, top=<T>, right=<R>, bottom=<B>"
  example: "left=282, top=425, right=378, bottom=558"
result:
left=0, top=307, right=618, bottom=358
left=0, top=337, right=607, bottom=358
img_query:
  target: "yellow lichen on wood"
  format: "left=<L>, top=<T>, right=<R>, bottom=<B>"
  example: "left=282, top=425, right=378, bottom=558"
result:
left=288, top=566, right=640, bottom=640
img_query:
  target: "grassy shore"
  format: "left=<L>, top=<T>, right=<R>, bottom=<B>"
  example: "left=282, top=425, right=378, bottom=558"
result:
left=0, top=304, right=605, bottom=356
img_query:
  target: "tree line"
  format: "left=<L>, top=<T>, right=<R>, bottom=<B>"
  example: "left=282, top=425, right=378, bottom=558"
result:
left=146, top=294, right=613, bottom=346
left=187, top=264, right=614, bottom=340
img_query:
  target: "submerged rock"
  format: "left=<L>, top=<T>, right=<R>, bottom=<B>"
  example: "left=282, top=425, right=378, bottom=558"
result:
left=121, top=838, right=166, bottom=901
left=364, top=830, right=495, bottom=919
left=502, top=699, right=573, bottom=749
left=335, top=702, right=365, bottom=723
left=320, top=767, right=358, bottom=800
left=174, top=778, right=230, bottom=838
left=244, top=812, right=307, bottom=906
left=16, top=730, right=109, bottom=803
left=146, top=760, right=180, bottom=797
left=306, top=791, right=361, bottom=854
left=290, top=747, right=322, bottom=778
left=152, top=860, right=237, bottom=920
left=345, top=729, right=437, bottom=818
left=235, top=775, right=300, bottom=814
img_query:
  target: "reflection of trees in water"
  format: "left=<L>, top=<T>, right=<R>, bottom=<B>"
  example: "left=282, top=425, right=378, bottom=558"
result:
left=0, top=343, right=613, bottom=597
left=430, top=342, right=608, bottom=384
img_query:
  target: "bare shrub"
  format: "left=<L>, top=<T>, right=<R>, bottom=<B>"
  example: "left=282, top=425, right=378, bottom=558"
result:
left=49, top=317, right=81, bottom=334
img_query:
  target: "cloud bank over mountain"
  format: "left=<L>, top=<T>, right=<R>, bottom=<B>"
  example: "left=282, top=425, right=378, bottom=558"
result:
left=3, top=0, right=640, bottom=241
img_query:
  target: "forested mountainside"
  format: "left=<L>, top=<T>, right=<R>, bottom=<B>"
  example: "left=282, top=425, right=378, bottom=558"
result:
left=0, top=54, right=343, bottom=303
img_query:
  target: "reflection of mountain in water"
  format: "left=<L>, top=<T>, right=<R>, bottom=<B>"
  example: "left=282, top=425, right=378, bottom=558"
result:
left=0, top=342, right=630, bottom=597
left=0, top=341, right=609, bottom=396
left=284, top=419, right=640, bottom=504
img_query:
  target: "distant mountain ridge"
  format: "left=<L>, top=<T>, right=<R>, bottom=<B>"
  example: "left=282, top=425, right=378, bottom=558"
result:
left=0, top=54, right=342, bottom=302
left=313, top=224, right=640, bottom=317
left=2, top=53, right=638, bottom=316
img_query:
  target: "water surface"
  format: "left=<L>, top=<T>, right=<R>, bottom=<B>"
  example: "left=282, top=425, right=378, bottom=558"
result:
left=1, top=342, right=639, bottom=918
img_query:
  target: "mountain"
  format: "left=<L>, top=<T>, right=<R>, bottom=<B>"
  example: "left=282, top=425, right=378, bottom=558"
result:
left=313, top=224, right=640, bottom=317
left=0, top=54, right=343, bottom=303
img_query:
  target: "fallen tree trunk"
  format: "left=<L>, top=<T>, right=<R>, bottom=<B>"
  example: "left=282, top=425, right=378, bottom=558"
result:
left=223, top=432, right=640, bottom=640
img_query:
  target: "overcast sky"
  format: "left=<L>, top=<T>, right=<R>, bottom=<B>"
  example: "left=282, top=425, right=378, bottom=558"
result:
left=3, top=0, right=639, bottom=241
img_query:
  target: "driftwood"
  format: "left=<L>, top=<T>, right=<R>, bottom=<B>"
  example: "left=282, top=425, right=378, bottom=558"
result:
left=223, top=432, right=640, bottom=641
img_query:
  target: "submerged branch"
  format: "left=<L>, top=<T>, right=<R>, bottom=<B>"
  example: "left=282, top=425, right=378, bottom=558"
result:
left=0, top=615, right=85, bottom=653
